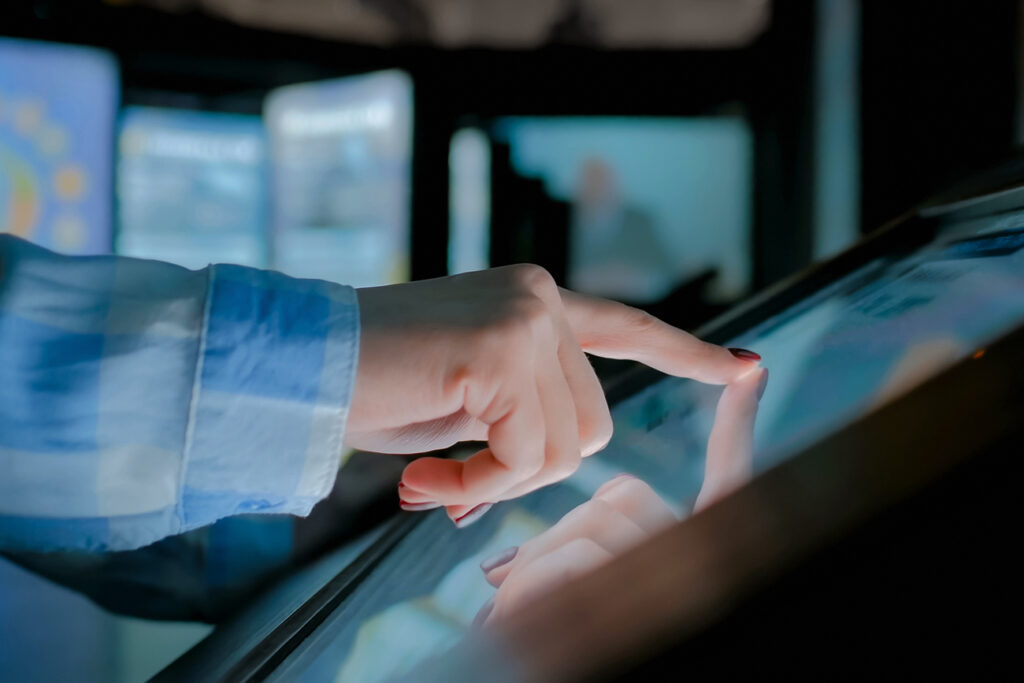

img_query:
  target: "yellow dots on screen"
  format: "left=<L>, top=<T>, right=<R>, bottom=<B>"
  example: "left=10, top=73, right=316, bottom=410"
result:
left=38, top=125, right=68, bottom=157
left=53, top=215, right=87, bottom=250
left=13, top=99, right=44, bottom=135
left=54, top=164, right=87, bottom=201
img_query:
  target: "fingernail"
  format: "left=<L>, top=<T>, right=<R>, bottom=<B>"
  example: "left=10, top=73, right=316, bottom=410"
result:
left=612, top=473, right=637, bottom=483
left=757, top=368, right=770, bottom=401
left=472, top=597, right=495, bottom=628
left=729, top=348, right=761, bottom=362
left=454, top=503, right=493, bottom=528
left=480, top=546, right=518, bottom=573
left=400, top=500, right=441, bottom=512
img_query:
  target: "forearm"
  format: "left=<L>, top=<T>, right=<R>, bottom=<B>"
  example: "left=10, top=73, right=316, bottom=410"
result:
left=0, top=235, right=359, bottom=552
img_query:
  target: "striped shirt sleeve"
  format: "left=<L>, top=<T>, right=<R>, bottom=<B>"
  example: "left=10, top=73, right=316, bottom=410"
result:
left=0, top=235, right=359, bottom=552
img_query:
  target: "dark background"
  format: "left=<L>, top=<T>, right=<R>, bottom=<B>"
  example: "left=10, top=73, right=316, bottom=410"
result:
left=4, top=0, right=1019, bottom=305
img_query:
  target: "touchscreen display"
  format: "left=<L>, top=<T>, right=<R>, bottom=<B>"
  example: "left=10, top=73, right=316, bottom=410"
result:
left=273, top=211, right=1024, bottom=683
left=0, top=38, right=118, bottom=254
left=265, top=71, right=413, bottom=287
left=116, top=107, right=268, bottom=269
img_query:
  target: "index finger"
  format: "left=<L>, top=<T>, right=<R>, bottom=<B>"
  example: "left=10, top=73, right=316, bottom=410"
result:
left=559, top=288, right=759, bottom=385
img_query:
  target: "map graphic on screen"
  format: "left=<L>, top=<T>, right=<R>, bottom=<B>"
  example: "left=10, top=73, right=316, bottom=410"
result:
left=116, top=107, right=268, bottom=269
left=0, top=38, right=118, bottom=254
left=266, top=70, right=413, bottom=287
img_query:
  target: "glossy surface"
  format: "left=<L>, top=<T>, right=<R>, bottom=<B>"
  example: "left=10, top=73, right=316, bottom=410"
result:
left=268, top=209, right=1024, bottom=682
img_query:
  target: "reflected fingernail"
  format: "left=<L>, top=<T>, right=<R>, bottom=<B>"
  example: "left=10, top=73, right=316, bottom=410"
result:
left=729, top=348, right=762, bottom=362
left=480, top=546, right=518, bottom=573
left=400, top=500, right=441, bottom=511
left=454, top=503, right=493, bottom=528
left=472, top=597, right=495, bottom=628
left=757, top=368, right=770, bottom=401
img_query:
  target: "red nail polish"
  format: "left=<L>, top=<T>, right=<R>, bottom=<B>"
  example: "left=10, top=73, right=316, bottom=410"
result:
left=398, top=482, right=407, bottom=489
left=454, top=503, right=493, bottom=528
left=480, top=546, right=518, bottom=573
left=400, top=500, right=441, bottom=512
left=729, top=347, right=761, bottom=362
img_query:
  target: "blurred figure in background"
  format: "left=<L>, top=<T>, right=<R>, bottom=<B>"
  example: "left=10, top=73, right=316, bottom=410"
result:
left=569, top=157, right=675, bottom=302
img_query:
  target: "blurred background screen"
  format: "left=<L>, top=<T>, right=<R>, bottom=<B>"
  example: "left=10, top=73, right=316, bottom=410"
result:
left=449, top=116, right=752, bottom=304
left=116, top=107, right=268, bottom=269
left=266, top=70, right=413, bottom=286
left=0, top=37, right=117, bottom=254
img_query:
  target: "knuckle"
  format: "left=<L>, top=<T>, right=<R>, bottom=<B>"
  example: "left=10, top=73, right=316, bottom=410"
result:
left=512, top=452, right=545, bottom=479
left=613, top=477, right=657, bottom=500
left=490, top=295, right=550, bottom=346
left=561, top=502, right=594, bottom=528
left=562, top=538, right=606, bottom=564
left=582, top=409, right=614, bottom=454
left=585, top=498, right=621, bottom=521
left=624, top=306, right=660, bottom=334
left=548, top=457, right=581, bottom=482
left=511, top=263, right=557, bottom=295
left=513, top=295, right=557, bottom=344
left=563, top=498, right=615, bottom=529
left=516, top=294, right=551, bottom=327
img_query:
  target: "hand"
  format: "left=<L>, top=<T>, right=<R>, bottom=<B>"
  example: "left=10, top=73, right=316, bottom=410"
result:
left=347, top=264, right=761, bottom=525
left=473, top=365, right=768, bottom=626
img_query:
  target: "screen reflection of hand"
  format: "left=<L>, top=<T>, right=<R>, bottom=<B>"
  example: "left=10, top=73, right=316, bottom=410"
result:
left=473, top=366, right=768, bottom=627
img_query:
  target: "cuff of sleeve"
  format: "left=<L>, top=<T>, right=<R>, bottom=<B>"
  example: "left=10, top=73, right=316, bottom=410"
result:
left=178, top=264, right=360, bottom=532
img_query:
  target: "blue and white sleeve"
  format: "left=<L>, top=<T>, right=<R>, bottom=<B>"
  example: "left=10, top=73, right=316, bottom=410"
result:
left=0, top=235, right=359, bottom=552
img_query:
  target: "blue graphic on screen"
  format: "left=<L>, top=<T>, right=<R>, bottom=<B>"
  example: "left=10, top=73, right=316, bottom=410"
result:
left=117, top=107, right=268, bottom=269
left=0, top=38, right=118, bottom=254
left=266, top=70, right=413, bottom=287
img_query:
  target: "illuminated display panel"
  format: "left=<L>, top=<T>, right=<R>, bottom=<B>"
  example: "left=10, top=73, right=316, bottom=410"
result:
left=0, top=38, right=118, bottom=254
left=266, top=70, right=413, bottom=287
left=116, top=107, right=268, bottom=269
left=497, top=116, right=752, bottom=303
left=448, top=128, right=490, bottom=275
left=271, top=208, right=1024, bottom=683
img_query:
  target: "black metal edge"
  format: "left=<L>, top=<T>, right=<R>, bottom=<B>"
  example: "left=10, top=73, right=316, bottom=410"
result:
left=621, top=316, right=1024, bottom=680
left=152, top=512, right=425, bottom=682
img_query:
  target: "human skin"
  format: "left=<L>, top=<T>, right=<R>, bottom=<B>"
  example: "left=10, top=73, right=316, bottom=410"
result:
left=476, top=365, right=768, bottom=626
left=347, top=264, right=761, bottom=524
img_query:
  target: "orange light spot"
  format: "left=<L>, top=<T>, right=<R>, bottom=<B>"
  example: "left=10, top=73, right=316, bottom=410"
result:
left=973, top=349, right=986, bottom=359
left=54, top=165, right=86, bottom=201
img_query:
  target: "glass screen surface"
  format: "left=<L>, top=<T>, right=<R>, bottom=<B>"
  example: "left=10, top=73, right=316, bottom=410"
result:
left=272, top=210, right=1024, bottom=683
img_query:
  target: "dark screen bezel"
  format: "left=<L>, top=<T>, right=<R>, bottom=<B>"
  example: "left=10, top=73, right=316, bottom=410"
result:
left=155, top=176, right=1024, bottom=683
